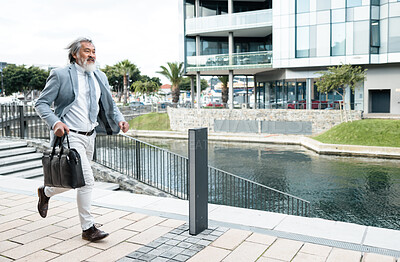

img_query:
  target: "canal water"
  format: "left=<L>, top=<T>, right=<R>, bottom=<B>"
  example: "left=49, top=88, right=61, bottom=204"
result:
left=139, top=137, right=400, bottom=230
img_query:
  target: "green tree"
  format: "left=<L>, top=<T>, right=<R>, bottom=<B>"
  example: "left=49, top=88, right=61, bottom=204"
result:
left=102, top=65, right=123, bottom=93
left=131, top=80, right=160, bottom=96
left=3, top=64, right=48, bottom=99
left=157, top=62, right=184, bottom=104
left=114, top=60, right=141, bottom=104
left=315, top=64, right=367, bottom=121
left=179, top=77, right=208, bottom=91
left=140, top=75, right=162, bottom=87
left=28, top=66, right=48, bottom=91
left=218, top=76, right=229, bottom=107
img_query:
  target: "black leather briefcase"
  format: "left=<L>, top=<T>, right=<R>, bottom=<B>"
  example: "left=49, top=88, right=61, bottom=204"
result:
left=42, top=135, right=85, bottom=189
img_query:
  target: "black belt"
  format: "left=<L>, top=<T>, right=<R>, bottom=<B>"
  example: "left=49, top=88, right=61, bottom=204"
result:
left=69, top=129, right=95, bottom=136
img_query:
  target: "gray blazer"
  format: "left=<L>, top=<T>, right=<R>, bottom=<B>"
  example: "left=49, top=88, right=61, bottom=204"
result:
left=35, top=63, right=125, bottom=135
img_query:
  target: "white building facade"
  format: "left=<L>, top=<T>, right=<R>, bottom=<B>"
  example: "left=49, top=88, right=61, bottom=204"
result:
left=183, top=0, right=400, bottom=114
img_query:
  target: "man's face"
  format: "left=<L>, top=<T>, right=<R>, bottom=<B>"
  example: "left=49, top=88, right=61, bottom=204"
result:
left=73, top=41, right=96, bottom=71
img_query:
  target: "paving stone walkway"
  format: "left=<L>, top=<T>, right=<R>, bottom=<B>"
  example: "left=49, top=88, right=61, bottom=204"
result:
left=0, top=188, right=398, bottom=262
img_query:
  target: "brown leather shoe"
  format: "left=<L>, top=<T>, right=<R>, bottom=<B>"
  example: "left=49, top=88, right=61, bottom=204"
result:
left=37, top=186, right=50, bottom=218
left=82, top=225, right=109, bottom=242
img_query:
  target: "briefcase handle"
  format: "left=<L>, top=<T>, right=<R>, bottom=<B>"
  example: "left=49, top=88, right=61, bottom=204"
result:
left=50, top=135, right=71, bottom=160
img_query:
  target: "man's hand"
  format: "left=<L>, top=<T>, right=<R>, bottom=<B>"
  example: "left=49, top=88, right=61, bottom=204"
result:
left=53, top=122, right=69, bottom=137
left=119, top=121, right=129, bottom=133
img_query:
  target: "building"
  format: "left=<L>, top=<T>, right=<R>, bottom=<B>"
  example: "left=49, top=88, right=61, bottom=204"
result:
left=183, top=0, right=400, bottom=114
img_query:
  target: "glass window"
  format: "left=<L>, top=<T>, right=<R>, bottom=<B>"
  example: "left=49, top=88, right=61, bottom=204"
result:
left=297, top=82, right=306, bottom=101
left=317, top=24, right=330, bottom=56
left=287, top=82, right=296, bottom=103
left=276, top=81, right=283, bottom=109
left=296, top=0, right=310, bottom=13
left=370, top=20, right=381, bottom=54
left=380, top=19, right=388, bottom=53
left=201, top=37, right=228, bottom=55
left=346, top=8, right=354, bottom=22
left=185, top=0, right=195, bottom=19
left=371, top=0, right=380, bottom=6
left=234, top=37, right=270, bottom=53
left=309, top=26, right=317, bottom=57
left=317, top=0, right=330, bottom=11
left=200, top=1, right=227, bottom=17
left=347, top=0, right=362, bottom=7
left=331, top=9, right=345, bottom=23
left=186, top=37, right=196, bottom=56
left=296, top=26, right=310, bottom=57
left=389, top=17, right=400, bottom=53
left=270, top=82, right=276, bottom=108
left=371, top=20, right=380, bottom=47
left=331, top=23, right=346, bottom=56
left=371, top=6, right=379, bottom=20
left=234, top=1, right=270, bottom=13
left=353, top=21, right=369, bottom=55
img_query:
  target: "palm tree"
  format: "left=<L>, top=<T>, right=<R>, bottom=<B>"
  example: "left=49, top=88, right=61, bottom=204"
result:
left=218, top=76, right=229, bottom=108
left=115, top=60, right=140, bottom=104
left=157, top=62, right=184, bottom=104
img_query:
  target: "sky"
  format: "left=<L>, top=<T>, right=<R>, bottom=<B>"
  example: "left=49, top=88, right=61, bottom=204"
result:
left=0, top=0, right=183, bottom=84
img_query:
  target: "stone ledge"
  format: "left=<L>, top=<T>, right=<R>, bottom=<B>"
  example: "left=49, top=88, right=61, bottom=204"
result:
left=90, top=162, right=174, bottom=198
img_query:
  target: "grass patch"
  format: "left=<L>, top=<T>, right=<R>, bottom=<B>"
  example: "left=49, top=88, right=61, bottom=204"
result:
left=129, top=113, right=171, bottom=131
left=313, top=119, right=400, bottom=147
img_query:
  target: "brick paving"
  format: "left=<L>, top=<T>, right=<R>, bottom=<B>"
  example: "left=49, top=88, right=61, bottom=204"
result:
left=121, top=224, right=227, bottom=262
left=0, top=190, right=398, bottom=262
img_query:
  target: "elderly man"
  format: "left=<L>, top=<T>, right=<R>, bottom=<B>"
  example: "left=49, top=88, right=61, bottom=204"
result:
left=35, top=37, right=129, bottom=241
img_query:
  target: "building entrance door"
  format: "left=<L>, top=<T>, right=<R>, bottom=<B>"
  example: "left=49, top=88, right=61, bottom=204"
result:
left=369, top=90, right=390, bottom=113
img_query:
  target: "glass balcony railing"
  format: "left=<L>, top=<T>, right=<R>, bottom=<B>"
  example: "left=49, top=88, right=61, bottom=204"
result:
left=186, top=9, right=272, bottom=35
left=186, top=51, right=272, bottom=71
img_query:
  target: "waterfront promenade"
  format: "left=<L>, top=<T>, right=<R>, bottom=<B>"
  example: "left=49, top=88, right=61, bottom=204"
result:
left=1, top=134, right=400, bottom=261
left=1, top=174, right=399, bottom=262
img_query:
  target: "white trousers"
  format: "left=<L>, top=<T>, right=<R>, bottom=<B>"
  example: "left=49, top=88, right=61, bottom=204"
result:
left=44, top=131, right=96, bottom=231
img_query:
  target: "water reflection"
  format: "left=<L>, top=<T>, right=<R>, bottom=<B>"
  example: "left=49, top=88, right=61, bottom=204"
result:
left=139, top=137, right=400, bottom=230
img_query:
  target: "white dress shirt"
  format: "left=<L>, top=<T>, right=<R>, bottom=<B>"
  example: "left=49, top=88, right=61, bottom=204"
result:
left=63, top=64, right=101, bottom=132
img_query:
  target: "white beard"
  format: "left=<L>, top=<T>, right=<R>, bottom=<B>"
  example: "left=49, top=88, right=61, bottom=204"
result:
left=77, top=56, right=97, bottom=72
left=82, top=61, right=97, bottom=72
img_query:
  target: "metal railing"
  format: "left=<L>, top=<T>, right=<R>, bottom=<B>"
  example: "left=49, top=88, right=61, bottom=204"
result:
left=0, top=103, right=48, bottom=139
left=209, top=167, right=310, bottom=216
left=94, top=134, right=189, bottom=199
left=186, top=9, right=272, bottom=35
left=94, top=133, right=311, bottom=216
left=0, top=103, right=311, bottom=216
left=186, top=51, right=273, bottom=71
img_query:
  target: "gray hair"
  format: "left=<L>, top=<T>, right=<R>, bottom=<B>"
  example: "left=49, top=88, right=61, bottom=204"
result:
left=66, top=37, right=94, bottom=63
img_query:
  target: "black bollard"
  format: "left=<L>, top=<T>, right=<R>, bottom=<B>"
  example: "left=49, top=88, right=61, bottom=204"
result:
left=188, top=128, right=208, bottom=235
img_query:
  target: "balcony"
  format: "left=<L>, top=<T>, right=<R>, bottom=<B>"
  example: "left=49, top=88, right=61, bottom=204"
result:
left=186, top=9, right=272, bottom=37
left=186, top=51, right=272, bottom=72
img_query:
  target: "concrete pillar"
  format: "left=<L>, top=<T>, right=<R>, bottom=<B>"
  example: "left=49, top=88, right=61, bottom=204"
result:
left=196, top=71, right=201, bottom=109
left=246, top=76, right=249, bottom=106
left=195, top=0, right=200, bottom=17
left=306, top=78, right=312, bottom=110
left=190, top=76, right=195, bottom=108
left=229, top=32, right=234, bottom=66
left=229, top=70, right=234, bottom=109
left=254, top=75, right=257, bottom=109
left=228, top=0, right=233, bottom=14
